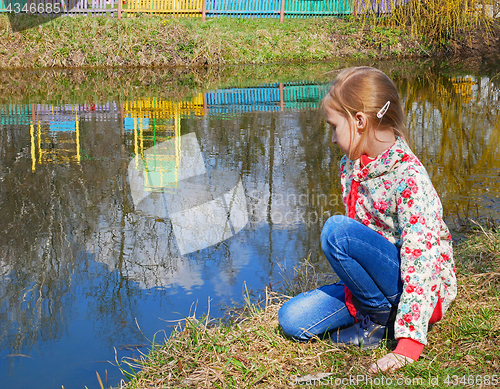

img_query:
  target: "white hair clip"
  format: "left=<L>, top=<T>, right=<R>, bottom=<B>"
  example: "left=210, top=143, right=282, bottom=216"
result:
left=377, top=101, right=390, bottom=119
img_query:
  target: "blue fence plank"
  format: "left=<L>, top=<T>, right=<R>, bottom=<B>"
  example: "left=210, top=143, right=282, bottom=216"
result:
left=205, top=0, right=352, bottom=18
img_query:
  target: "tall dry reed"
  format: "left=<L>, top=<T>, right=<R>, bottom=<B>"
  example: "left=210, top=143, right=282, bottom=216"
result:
left=356, top=0, right=493, bottom=47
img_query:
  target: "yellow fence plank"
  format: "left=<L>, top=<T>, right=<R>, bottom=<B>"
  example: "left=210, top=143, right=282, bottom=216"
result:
left=125, top=0, right=203, bottom=16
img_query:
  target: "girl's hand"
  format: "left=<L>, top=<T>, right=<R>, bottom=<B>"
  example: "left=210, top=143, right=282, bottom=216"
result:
left=369, top=352, right=414, bottom=373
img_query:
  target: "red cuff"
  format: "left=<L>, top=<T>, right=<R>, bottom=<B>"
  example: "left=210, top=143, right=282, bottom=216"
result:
left=393, top=338, right=425, bottom=361
left=429, top=291, right=443, bottom=325
left=392, top=295, right=442, bottom=362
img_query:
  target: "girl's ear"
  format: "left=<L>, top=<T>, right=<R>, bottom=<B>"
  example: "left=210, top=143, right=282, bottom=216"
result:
left=354, top=112, right=368, bottom=133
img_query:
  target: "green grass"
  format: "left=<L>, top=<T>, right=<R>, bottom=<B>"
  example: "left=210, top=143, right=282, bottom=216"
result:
left=1, top=2, right=498, bottom=71
left=116, top=227, right=500, bottom=389
left=0, top=13, right=427, bottom=70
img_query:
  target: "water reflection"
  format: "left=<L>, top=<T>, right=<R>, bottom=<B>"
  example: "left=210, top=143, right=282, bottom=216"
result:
left=400, top=73, right=500, bottom=225
left=0, top=64, right=499, bottom=389
left=129, top=132, right=249, bottom=256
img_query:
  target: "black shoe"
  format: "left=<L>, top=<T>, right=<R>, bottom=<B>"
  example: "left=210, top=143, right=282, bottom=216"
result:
left=332, top=310, right=395, bottom=350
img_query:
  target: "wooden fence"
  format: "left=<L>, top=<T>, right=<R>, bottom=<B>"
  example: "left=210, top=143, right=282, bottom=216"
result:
left=2, top=0, right=498, bottom=18
left=125, top=0, right=353, bottom=18
left=0, top=0, right=354, bottom=18
left=125, top=0, right=201, bottom=17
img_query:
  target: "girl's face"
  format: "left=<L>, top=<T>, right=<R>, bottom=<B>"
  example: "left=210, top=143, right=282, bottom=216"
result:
left=324, top=105, right=361, bottom=159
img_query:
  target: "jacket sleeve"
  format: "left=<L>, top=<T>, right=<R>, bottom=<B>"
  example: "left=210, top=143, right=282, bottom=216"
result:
left=394, top=162, right=445, bottom=345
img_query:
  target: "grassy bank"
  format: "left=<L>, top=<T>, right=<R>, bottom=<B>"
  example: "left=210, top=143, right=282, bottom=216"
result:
left=117, top=226, right=500, bottom=388
left=0, top=1, right=498, bottom=70
left=0, top=14, right=427, bottom=70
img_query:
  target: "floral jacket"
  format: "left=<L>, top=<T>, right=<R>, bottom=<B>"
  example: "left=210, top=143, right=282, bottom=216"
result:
left=339, top=137, right=457, bottom=345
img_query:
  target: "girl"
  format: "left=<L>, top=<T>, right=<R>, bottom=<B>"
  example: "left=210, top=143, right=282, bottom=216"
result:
left=278, top=67, right=457, bottom=372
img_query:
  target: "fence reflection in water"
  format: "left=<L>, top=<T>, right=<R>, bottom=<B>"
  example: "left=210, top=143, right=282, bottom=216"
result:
left=0, top=72, right=499, bottom=388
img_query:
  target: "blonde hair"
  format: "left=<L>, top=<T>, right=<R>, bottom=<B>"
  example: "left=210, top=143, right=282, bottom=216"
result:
left=323, top=66, right=409, bottom=159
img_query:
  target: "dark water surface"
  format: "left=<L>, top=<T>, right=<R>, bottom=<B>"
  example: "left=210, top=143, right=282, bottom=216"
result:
left=0, top=61, right=499, bottom=388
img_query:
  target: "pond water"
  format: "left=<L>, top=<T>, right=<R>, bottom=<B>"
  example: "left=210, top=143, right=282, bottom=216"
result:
left=0, top=60, right=499, bottom=389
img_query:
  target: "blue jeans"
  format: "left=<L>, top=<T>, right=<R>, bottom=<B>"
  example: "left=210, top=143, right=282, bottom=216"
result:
left=279, top=215, right=402, bottom=341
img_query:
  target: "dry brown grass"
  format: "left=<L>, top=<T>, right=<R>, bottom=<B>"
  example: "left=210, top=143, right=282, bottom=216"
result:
left=119, top=228, right=500, bottom=389
left=118, top=291, right=375, bottom=389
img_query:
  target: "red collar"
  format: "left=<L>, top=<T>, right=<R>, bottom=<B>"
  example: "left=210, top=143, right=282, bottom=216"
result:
left=360, top=154, right=375, bottom=167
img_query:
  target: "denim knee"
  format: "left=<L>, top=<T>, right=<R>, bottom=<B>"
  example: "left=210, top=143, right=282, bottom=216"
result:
left=278, top=299, right=307, bottom=341
left=320, top=215, right=350, bottom=257
left=278, top=284, right=354, bottom=341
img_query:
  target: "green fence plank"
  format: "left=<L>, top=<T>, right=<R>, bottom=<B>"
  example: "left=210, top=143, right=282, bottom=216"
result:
left=285, top=0, right=353, bottom=17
